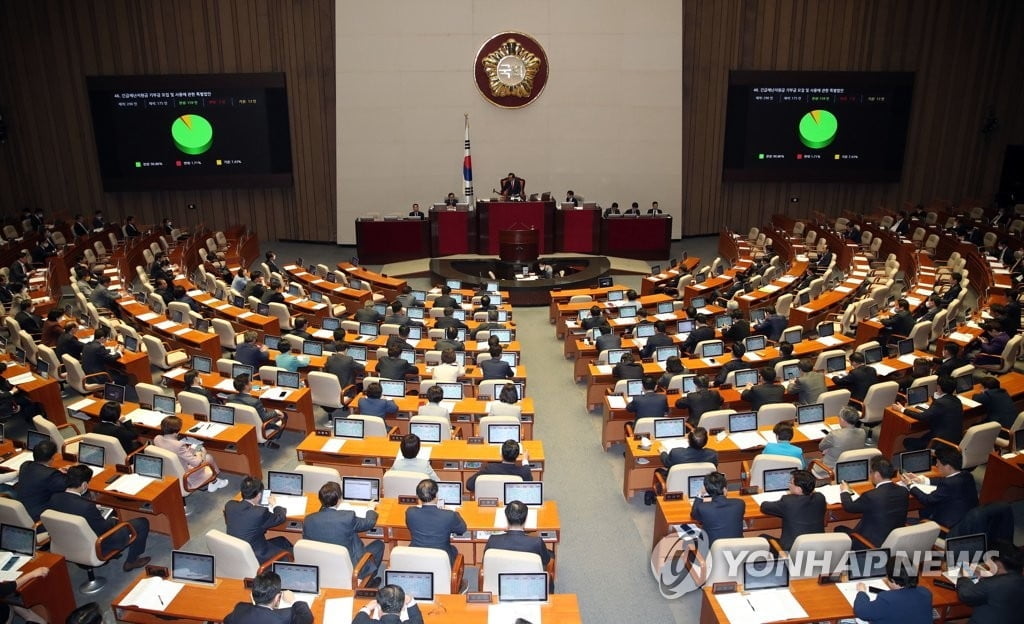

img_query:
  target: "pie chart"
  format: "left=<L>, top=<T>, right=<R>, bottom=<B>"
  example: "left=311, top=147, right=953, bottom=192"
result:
left=171, top=114, right=214, bottom=155
left=798, top=109, right=838, bottom=149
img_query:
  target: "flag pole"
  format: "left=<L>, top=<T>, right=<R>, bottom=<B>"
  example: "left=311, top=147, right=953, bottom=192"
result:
left=463, top=113, right=474, bottom=205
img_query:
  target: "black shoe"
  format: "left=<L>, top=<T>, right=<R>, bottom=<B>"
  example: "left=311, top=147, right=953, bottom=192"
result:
left=264, top=440, right=280, bottom=449
left=644, top=491, right=655, bottom=506
left=123, top=556, right=151, bottom=572
left=365, top=576, right=382, bottom=588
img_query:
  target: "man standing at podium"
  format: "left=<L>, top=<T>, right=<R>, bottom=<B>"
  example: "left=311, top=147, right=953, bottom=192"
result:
left=499, top=172, right=524, bottom=199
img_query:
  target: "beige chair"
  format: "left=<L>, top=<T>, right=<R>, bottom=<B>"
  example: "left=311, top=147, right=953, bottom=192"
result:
left=908, top=375, right=938, bottom=398
left=217, top=358, right=241, bottom=377
left=931, top=421, right=1002, bottom=471
left=382, top=470, right=429, bottom=499
left=259, top=365, right=282, bottom=384
left=0, top=498, right=49, bottom=547
left=295, top=465, right=342, bottom=494
left=293, top=539, right=371, bottom=589
left=779, top=533, right=851, bottom=579
left=818, top=389, right=851, bottom=418
left=212, top=318, right=244, bottom=353
left=232, top=403, right=285, bottom=446
left=875, top=521, right=941, bottom=554
left=410, top=414, right=453, bottom=441
left=977, top=335, right=1023, bottom=374
left=996, top=412, right=1024, bottom=450
left=206, top=529, right=289, bottom=579
left=742, top=455, right=802, bottom=492
left=654, top=462, right=717, bottom=497
left=307, top=371, right=344, bottom=411
left=61, top=354, right=105, bottom=395
left=268, top=302, right=295, bottom=331
left=142, top=445, right=215, bottom=508
left=142, top=335, right=189, bottom=370
left=696, top=409, right=735, bottom=432
left=757, top=403, right=796, bottom=427
left=853, top=381, right=900, bottom=428
left=477, top=379, right=508, bottom=400
left=705, top=537, right=771, bottom=585
left=810, top=448, right=882, bottom=482
left=812, top=350, right=846, bottom=371
left=479, top=415, right=520, bottom=442
left=474, top=474, right=524, bottom=501
left=480, top=549, right=544, bottom=593
left=177, top=391, right=211, bottom=418
left=32, top=415, right=82, bottom=449
left=388, top=546, right=464, bottom=595
left=136, top=382, right=170, bottom=409
left=70, top=432, right=137, bottom=467
left=348, top=414, right=390, bottom=438
left=41, top=509, right=139, bottom=593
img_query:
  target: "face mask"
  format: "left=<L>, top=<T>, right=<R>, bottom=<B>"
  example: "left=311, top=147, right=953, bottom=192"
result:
left=933, top=391, right=941, bottom=400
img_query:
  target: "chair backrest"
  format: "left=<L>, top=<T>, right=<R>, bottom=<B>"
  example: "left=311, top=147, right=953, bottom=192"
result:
left=141, top=335, right=170, bottom=366
left=32, top=415, right=76, bottom=446
left=930, top=310, right=949, bottom=342
left=61, top=354, right=102, bottom=394
left=143, top=444, right=189, bottom=497
left=909, top=375, right=937, bottom=397
left=307, top=371, right=344, bottom=409
left=749, top=455, right=803, bottom=490
left=268, top=302, right=293, bottom=329
left=206, top=529, right=260, bottom=579
left=382, top=470, right=429, bottom=498
left=818, top=389, right=851, bottom=418
left=775, top=294, right=795, bottom=318
left=232, top=403, right=267, bottom=442
left=349, top=414, right=388, bottom=438
left=293, top=539, right=356, bottom=589
left=960, top=421, right=1002, bottom=469
left=757, top=403, right=797, bottom=427
left=788, top=533, right=851, bottom=579
left=477, top=379, right=506, bottom=400
left=861, top=382, right=900, bottom=424
left=178, top=391, right=211, bottom=418
left=881, top=521, right=940, bottom=555
left=410, top=414, right=453, bottom=441
left=136, top=383, right=168, bottom=408
left=834, top=448, right=882, bottom=465
left=479, top=415, right=521, bottom=441
left=664, top=462, right=717, bottom=495
left=0, top=497, right=37, bottom=531
left=389, top=546, right=453, bottom=595
left=480, top=549, right=543, bottom=593
left=696, top=409, right=735, bottom=432
left=76, top=433, right=127, bottom=466
left=633, top=418, right=657, bottom=438
left=295, top=465, right=342, bottom=494
left=475, top=474, right=524, bottom=501
left=773, top=358, right=801, bottom=382
left=992, top=335, right=1023, bottom=373
left=40, top=510, right=103, bottom=567
left=812, top=350, right=845, bottom=371
left=212, top=318, right=239, bottom=349
left=707, top=537, right=771, bottom=584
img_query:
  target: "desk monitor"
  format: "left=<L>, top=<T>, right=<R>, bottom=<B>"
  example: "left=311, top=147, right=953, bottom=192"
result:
left=1014, top=428, right=1024, bottom=452
left=446, top=279, right=462, bottom=289
left=408, top=306, right=425, bottom=320
left=676, top=319, right=695, bottom=335
left=762, top=468, right=795, bottom=493
left=836, top=459, right=869, bottom=484
left=782, top=363, right=801, bottom=381
left=209, top=404, right=236, bottom=425
left=487, top=423, right=521, bottom=445
left=848, top=548, right=890, bottom=580
left=691, top=297, right=706, bottom=308
left=410, top=422, right=441, bottom=444
left=309, top=291, right=324, bottom=304
left=12, top=348, right=24, bottom=365
left=380, top=380, right=406, bottom=398
left=103, top=383, right=126, bottom=404
left=134, top=291, right=147, bottom=304
left=273, top=562, right=320, bottom=595
left=195, top=318, right=211, bottom=333
left=359, top=322, right=380, bottom=337
left=191, top=355, right=213, bottom=374
left=256, top=303, right=271, bottom=316
left=897, top=338, right=914, bottom=356
left=744, top=335, right=767, bottom=352
left=798, top=291, right=811, bottom=306
left=171, top=309, right=185, bottom=324
left=277, top=371, right=301, bottom=389
left=863, top=345, right=884, bottom=365
left=495, top=309, right=509, bottom=322
left=796, top=403, right=825, bottom=425
left=653, top=418, right=687, bottom=440
left=688, top=475, right=707, bottom=499
left=491, top=329, right=513, bottom=343
left=435, top=481, right=462, bottom=506
left=288, top=284, right=302, bottom=297
left=231, top=363, right=255, bottom=380
left=264, top=335, right=282, bottom=351
left=825, top=355, right=847, bottom=373
left=26, top=430, right=49, bottom=453
left=498, top=572, right=549, bottom=603
left=504, top=481, right=542, bottom=506
left=302, top=341, right=323, bottom=357
left=945, top=533, right=987, bottom=568
left=342, top=476, right=380, bottom=502
left=0, top=524, right=34, bottom=558
left=733, top=369, right=759, bottom=388
left=866, top=302, right=880, bottom=318
left=78, top=442, right=105, bottom=468
left=634, top=324, right=657, bottom=340
left=655, top=346, right=680, bottom=363
left=715, top=315, right=733, bottom=329
left=455, top=329, right=468, bottom=345
left=680, top=375, right=698, bottom=394
left=657, top=301, right=674, bottom=314
left=618, top=306, right=637, bottom=320
left=385, top=571, right=434, bottom=602
left=326, top=272, right=339, bottom=284
left=744, top=557, right=790, bottom=591
left=694, top=273, right=707, bottom=285
left=231, top=295, right=245, bottom=308
left=267, top=471, right=303, bottom=496
left=0, top=423, right=4, bottom=443
left=728, top=411, right=758, bottom=433
left=606, top=349, right=629, bottom=365
left=818, top=322, right=835, bottom=338
left=607, top=290, right=624, bottom=302
left=373, top=304, right=388, bottom=316
left=411, top=290, right=426, bottom=303
left=123, top=336, right=139, bottom=353
left=749, top=308, right=767, bottom=324
left=407, top=325, right=423, bottom=340
left=626, top=379, right=644, bottom=397
left=906, top=385, right=929, bottom=407
left=486, top=281, right=499, bottom=293
left=399, top=350, right=417, bottom=365
left=897, top=449, right=932, bottom=474
left=171, top=551, right=216, bottom=585
left=700, top=341, right=725, bottom=358
left=650, top=264, right=662, bottom=275
left=782, top=328, right=803, bottom=345
left=509, top=382, right=526, bottom=401
left=452, top=310, right=467, bottom=321
left=438, top=383, right=464, bottom=400
left=597, top=276, right=613, bottom=288
left=955, top=373, right=974, bottom=394
left=490, top=295, right=504, bottom=307
left=333, top=417, right=365, bottom=439
left=347, top=345, right=367, bottom=362
left=133, top=454, right=164, bottom=479
left=321, top=317, right=340, bottom=331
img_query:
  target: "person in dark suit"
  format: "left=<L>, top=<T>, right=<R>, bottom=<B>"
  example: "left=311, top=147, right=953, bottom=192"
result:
left=903, top=445, right=978, bottom=529
left=406, top=479, right=467, bottom=563
left=595, top=324, right=621, bottom=353
left=602, top=202, right=621, bottom=217
left=71, top=214, right=90, bottom=238
left=753, top=306, right=787, bottom=342
left=223, top=476, right=293, bottom=564
left=123, top=216, right=141, bottom=237
left=376, top=344, right=418, bottom=380
left=485, top=500, right=553, bottom=567
left=934, top=343, right=970, bottom=378
left=581, top=305, right=608, bottom=331
left=467, top=440, right=532, bottom=491
left=691, top=472, right=745, bottom=545
left=183, top=368, right=219, bottom=406
left=235, top=330, right=272, bottom=371
left=302, top=482, right=383, bottom=580
left=991, top=297, right=1021, bottom=335
left=902, top=376, right=963, bottom=450
left=432, top=285, right=457, bottom=309
left=260, top=279, right=286, bottom=305
left=675, top=375, right=724, bottom=427
left=914, top=294, right=942, bottom=322
left=624, top=201, right=641, bottom=216
left=16, top=440, right=66, bottom=521
left=407, top=203, right=426, bottom=219
left=974, top=376, right=1017, bottom=428
left=853, top=556, right=933, bottom=624
left=434, top=306, right=468, bottom=331
left=356, top=382, right=399, bottom=419
left=354, top=300, right=383, bottom=324
left=956, top=541, right=1024, bottom=624
left=938, top=272, right=963, bottom=306
left=759, top=469, right=827, bottom=550
left=837, top=456, right=908, bottom=548
left=81, top=326, right=133, bottom=388
left=638, top=321, right=674, bottom=358
left=626, top=376, right=669, bottom=425
left=49, top=464, right=151, bottom=571
left=14, top=300, right=42, bottom=334
left=8, top=251, right=31, bottom=290
left=815, top=249, right=834, bottom=272
left=661, top=427, right=719, bottom=471
left=880, top=298, right=915, bottom=344
left=480, top=344, right=515, bottom=380
left=498, top=172, right=524, bottom=198
left=611, top=351, right=644, bottom=380
left=740, top=366, right=785, bottom=411
left=833, top=352, right=878, bottom=402
left=681, top=314, right=715, bottom=356
left=647, top=201, right=663, bottom=215
left=89, top=275, right=120, bottom=314
left=722, top=310, right=750, bottom=343
left=352, top=584, right=424, bottom=624
left=55, top=321, right=85, bottom=360
left=325, top=337, right=366, bottom=389
left=225, top=570, right=313, bottom=624
left=93, top=401, right=141, bottom=453
left=713, top=343, right=748, bottom=387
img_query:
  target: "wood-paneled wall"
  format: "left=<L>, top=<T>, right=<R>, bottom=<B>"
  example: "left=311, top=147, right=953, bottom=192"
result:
left=0, top=0, right=335, bottom=241
left=680, top=0, right=1024, bottom=236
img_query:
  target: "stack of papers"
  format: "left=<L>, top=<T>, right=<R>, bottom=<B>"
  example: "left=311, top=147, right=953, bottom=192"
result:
left=948, top=331, right=976, bottom=342
left=729, top=431, right=767, bottom=449
left=136, top=312, right=159, bottom=322
left=186, top=289, right=204, bottom=297
left=268, top=494, right=308, bottom=517
left=956, top=395, right=980, bottom=409
left=716, top=588, right=808, bottom=623
left=0, top=452, right=32, bottom=472
left=260, top=387, right=292, bottom=401
left=654, top=312, right=677, bottom=321
left=836, top=579, right=887, bottom=623
left=6, top=373, right=36, bottom=385
left=124, top=409, right=167, bottom=428
left=321, top=438, right=346, bottom=453
left=488, top=603, right=542, bottom=624
left=172, top=328, right=192, bottom=336
left=165, top=367, right=188, bottom=379
left=155, top=320, right=177, bottom=330
left=816, top=484, right=845, bottom=505
left=215, top=378, right=237, bottom=391
left=238, top=311, right=254, bottom=319
left=871, top=363, right=898, bottom=377
left=818, top=335, right=844, bottom=347
left=118, top=577, right=185, bottom=611
left=659, top=439, right=689, bottom=454
left=897, top=354, right=920, bottom=365
left=594, top=365, right=613, bottom=375
left=797, top=423, right=831, bottom=440
left=106, top=474, right=157, bottom=495
left=322, top=597, right=354, bottom=624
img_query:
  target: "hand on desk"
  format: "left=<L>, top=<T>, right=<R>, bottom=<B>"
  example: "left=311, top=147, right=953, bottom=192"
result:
left=856, top=582, right=867, bottom=593
left=839, top=481, right=851, bottom=493
left=16, top=566, right=49, bottom=588
left=521, top=449, right=530, bottom=466
left=280, top=589, right=295, bottom=604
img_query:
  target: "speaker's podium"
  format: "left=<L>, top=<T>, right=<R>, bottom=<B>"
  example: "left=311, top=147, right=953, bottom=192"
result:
left=499, top=227, right=539, bottom=264
left=477, top=199, right=555, bottom=255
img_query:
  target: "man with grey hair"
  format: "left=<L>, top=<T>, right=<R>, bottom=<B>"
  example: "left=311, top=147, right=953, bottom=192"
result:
left=818, top=407, right=867, bottom=469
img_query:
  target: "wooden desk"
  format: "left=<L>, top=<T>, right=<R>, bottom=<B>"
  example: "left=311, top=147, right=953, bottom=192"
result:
left=87, top=466, right=190, bottom=548
left=282, top=264, right=372, bottom=311
left=184, top=287, right=281, bottom=337
left=296, top=435, right=545, bottom=487
left=639, top=258, right=702, bottom=296
left=979, top=451, right=1024, bottom=504
left=118, top=298, right=222, bottom=361
left=337, top=262, right=406, bottom=302
left=16, top=552, right=76, bottom=624
left=379, top=397, right=537, bottom=440
left=0, top=361, right=66, bottom=425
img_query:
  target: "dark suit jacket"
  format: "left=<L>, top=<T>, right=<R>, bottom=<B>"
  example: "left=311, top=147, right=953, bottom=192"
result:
left=354, top=308, right=383, bottom=323
left=81, top=340, right=119, bottom=376
left=910, top=471, right=978, bottom=529
left=639, top=332, right=674, bottom=358
left=853, top=586, right=933, bottom=624
left=936, top=356, right=970, bottom=379
left=626, top=392, right=669, bottom=422
left=376, top=356, right=417, bottom=380
left=883, top=309, right=916, bottom=337
left=9, top=261, right=28, bottom=286
left=467, top=462, right=533, bottom=491
left=595, top=333, right=622, bottom=353
left=957, top=571, right=1024, bottom=623
left=93, top=420, right=142, bottom=453
left=15, top=310, right=42, bottom=334
left=840, top=482, right=909, bottom=547
left=223, top=500, right=289, bottom=563
left=325, top=353, right=365, bottom=388
left=714, top=359, right=747, bottom=387
left=433, top=294, right=457, bottom=309
left=434, top=316, right=467, bottom=331
left=661, top=446, right=718, bottom=469
left=906, top=393, right=963, bottom=445
left=48, top=490, right=118, bottom=539
left=352, top=605, right=424, bottom=624
left=740, top=383, right=785, bottom=411
left=56, top=332, right=84, bottom=359
left=302, top=507, right=379, bottom=565
left=405, top=505, right=467, bottom=560
left=759, top=492, right=827, bottom=550
left=611, top=362, right=643, bottom=380
left=722, top=320, right=751, bottom=343
left=833, top=365, right=878, bottom=401
left=16, top=461, right=66, bottom=520
left=480, top=358, right=514, bottom=380
left=754, top=315, right=788, bottom=342
left=224, top=601, right=313, bottom=624
left=974, top=387, right=1016, bottom=428
left=485, top=529, right=552, bottom=566
left=691, top=496, right=745, bottom=545
left=674, top=389, right=724, bottom=426
left=236, top=342, right=271, bottom=370
left=682, top=326, right=716, bottom=355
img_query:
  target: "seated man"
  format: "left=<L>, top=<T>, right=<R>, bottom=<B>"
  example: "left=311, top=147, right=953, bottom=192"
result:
left=761, top=422, right=804, bottom=467
left=974, top=376, right=1017, bottom=428
left=236, top=330, right=272, bottom=370
left=391, top=434, right=439, bottom=481
left=49, top=464, right=151, bottom=571
left=674, top=374, right=723, bottom=427
left=357, top=382, right=399, bottom=419
left=902, top=446, right=978, bottom=530
left=611, top=352, right=644, bottom=380
left=434, top=326, right=465, bottom=353
left=92, top=400, right=142, bottom=454
left=16, top=440, right=67, bottom=521
left=714, top=343, right=748, bottom=387
left=466, top=440, right=532, bottom=492
left=638, top=321, right=674, bottom=359
left=832, top=352, right=877, bottom=402
left=417, top=385, right=450, bottom=419
left=480, top=345, right=515, bottom=380
left=353, top=584, right=424, bottom=624
left=595, top=325, right=621, bottom=354
left=227, top=374, right=286, bottom=448
left=852, top=556, right=933, bottom=623
left=900, top=376, right=963, bottom=450
left=224, top=476, right=293, bottom=564
left=787, top=358, right=826, bottom=405
left=740, top=366, right=785, bottom=411
left=660, top=427, right=718, bottom=472
left=691, top=472, right=745, bottom=545
left=224, top=570, right=313, bottom=624
left=818, top=407, right=867, bottom=469
left=376, top=344, right=418, bottom=380
left=837, top=456, right=909, bottom=549
left=406, top=479, right=468, bottom=564
left=626, top=376, right=669, bottom=426
left=302, top=482, right=384, bottom=581
left=485, top=500, right=553, bottom=568
left=759, top=469, right=826, bottom=550
left=81, top=326, right=134, bottom=389
left=956, top=541, right=1024, bottom=623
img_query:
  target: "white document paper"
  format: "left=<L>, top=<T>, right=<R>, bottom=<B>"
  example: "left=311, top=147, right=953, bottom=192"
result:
left=897, top=354, right=920, bottom=365
left=6, top=373, right=36, bottom=385
left=606, top=395, right=627, bottom=410
left=836, top=579, right=888, bottom=624
left=124, top=409, right=167, bottom=428
left=164, top=367, right=188, bottom=379
left=321, top=438, right=346, bottom=453
left=816, top=483, right=845, bottom=505
left=956, top=395, right=980, bottom=409
left=817, top=335, right=844, bottom=347
left=193, top=422, right=230, bottom=438
left=155, top=320, right=177, bottom=330
left=729, top=431, right=767, bottom=449
left=760, top=284, right=780, bottom=293
left=186, top=289, right=204, bottom=297
left=136, top=312, right=159, bottom=322
left=106, top=474, right=157, bottom=496
left=759, top=431, right=777, bottom=445
left=751, top=490, right=787, bottom=505
left=797, top=423, right=830, bottom=441
left=0, top=452, right=32, bottom=471
left=659, top=438, right=689, bottom=453
left=948, top=331, right=976, bottom=342
left=118, top=577, right=185, bottom=611
left=494, top=507, right=538, bottom=530
left=269, top=494, right=309, bottom=517
left=238, top=311, right=254, bottom=319
left=747, top=588, right=808, bottom=621
left=215, top=378, right=237, bottom=391
left=260, top=387, right=292, bottom=401
left=871, top=363, right=898, bottom=377
left=488, top=603, right=542, bottom=624
left=172, top=328, right=191, bottom=336
left=654, top=312, right=677, bottom=321
left=595, top=365, right=613, bottom=375
left=322, top=597, right=354, bottom=624
left=912, top=483, right=937, bottom=495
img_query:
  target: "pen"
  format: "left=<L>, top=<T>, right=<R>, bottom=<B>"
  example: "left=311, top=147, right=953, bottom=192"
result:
left=746, top=598, right=755, bottom=611
left=158, top=595, right=164, bottom=606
